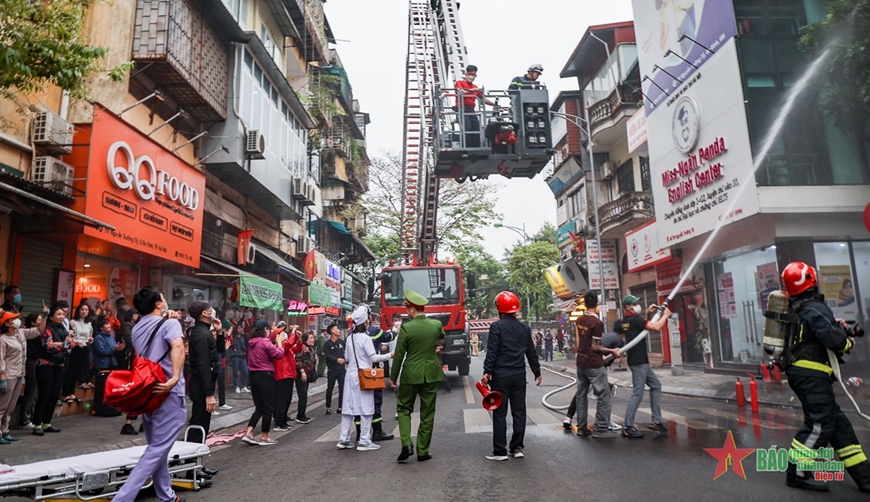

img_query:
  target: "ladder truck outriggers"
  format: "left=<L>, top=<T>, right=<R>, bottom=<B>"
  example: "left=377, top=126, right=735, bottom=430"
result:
left=378, top=0, right=553, bottom=375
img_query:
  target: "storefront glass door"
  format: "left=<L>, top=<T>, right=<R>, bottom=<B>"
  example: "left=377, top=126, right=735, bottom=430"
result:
left=712, top=247, right=778, bottom=364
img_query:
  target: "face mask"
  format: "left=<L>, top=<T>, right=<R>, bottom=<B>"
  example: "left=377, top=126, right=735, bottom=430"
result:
left=465, top=75, right=476, bottom=83
left=632, top=305, right=643, bottom=314
left=11, top=319, right=21, bottom=329
left=393, top=322, right=402, bottom=331
left=12, top=294, right=21, bottom=303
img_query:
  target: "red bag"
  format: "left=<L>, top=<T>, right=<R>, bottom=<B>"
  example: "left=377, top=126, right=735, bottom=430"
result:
left=104, top=319, right=172, bottom=415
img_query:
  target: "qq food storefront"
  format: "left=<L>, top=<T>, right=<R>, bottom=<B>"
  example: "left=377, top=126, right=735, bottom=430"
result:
left=56, top=104, right=205, bottom=309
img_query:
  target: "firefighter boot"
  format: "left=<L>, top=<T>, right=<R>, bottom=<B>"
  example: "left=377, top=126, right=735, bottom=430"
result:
left=372, top=421, right=394, bottom=441
left=786, top=461, right=829, bottom=492
left=846, top=460, right=870, bottom=493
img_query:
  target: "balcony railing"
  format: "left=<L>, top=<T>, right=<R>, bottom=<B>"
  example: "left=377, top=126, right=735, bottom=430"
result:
left=131, top=0, right=228, bottom=122
left=201, top=229, right=226, bottom=260
left=593, top=191, right=654, bottom=234
left=588, top=86, right=642, bottom=130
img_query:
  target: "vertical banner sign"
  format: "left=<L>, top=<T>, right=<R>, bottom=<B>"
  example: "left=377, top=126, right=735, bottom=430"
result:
left=587, top=240, right=619, bottom=290
left=238, top=276, right=283, bottom=311
left=237, top=230, right=253, bottom=266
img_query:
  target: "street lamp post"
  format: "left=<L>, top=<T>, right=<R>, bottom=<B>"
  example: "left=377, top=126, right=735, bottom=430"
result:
left=549, top=110, right=606, bottom=307
left=493, top=222, right=533, bottom=326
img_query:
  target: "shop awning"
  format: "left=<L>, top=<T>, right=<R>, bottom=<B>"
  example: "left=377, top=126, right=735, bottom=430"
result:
left=324, top=220, right=351, bottom=235
left=255, top=247, right=309, bottom=284
left=0, top=180, right=115, bottom=230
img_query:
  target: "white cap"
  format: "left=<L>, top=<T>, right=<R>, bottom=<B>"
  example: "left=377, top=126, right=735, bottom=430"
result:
left=351, top=305, right=369, bottom=326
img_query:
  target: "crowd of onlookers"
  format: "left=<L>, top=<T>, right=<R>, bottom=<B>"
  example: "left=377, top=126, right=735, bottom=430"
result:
left=0, top=283, right=331, bottom=445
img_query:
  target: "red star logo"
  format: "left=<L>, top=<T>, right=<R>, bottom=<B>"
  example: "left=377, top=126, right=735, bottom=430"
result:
left=704, top=430, right=755, bottom=480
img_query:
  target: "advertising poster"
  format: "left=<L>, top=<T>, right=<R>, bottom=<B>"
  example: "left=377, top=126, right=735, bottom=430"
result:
left=631, top=0, right=738, bottom=115
left=755, top=262, right=779, bottom=311
left=56, top=270, right=75, bottom=304
left=587, top=240, right=619, bottom=290
left=717, top=271, right=736, bottom=319
left=819, top=265, right=857, bottom=319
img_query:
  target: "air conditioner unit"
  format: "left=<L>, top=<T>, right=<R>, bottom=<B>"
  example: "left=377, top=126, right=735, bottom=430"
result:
left=305, top=184, right=317, bottom=205
left=292, top=179, right=306, bottom=199
left=295, top=235, right=311, bottom=254
left=32, top=156, right=74, bottom=196
left=600, top=161, right=616, bottom=181
left=245, top=130, right=266, bottom=159
left=32, top=111, right=74, bottom=155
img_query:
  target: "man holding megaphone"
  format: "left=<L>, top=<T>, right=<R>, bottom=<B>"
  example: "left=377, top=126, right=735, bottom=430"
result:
left=482, top=291, right=542, bottom=461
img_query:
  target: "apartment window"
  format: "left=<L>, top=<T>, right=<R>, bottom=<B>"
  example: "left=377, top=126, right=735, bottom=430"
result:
left=640, top=157, right=651, bottom=191
left=238, top=48, right=308, bottom=176
left=616, top=160, right=635, bottom=193
left=223, top=0, right=248, bottom=27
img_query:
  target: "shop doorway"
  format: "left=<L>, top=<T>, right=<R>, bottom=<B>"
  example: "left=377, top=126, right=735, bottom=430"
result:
left=711, top=247, right=778, bottom=364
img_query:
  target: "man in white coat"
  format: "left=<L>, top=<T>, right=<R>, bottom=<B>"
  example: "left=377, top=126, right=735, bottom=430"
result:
left=337, top=305, right=392, bottom=451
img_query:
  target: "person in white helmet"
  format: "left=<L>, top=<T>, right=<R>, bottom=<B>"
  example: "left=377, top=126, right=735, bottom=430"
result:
left=509, top=63, right=543, bottom=90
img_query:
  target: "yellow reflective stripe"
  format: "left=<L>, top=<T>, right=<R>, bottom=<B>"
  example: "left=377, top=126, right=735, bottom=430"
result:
left=837, top=445, right=863, bottom=457
left=792, top=439, right=809, bottom=450
left=842, top=339, right=853, bottom=353
left=792, top=360, right=833, bottom=374
left=844, top=453, right=868, bottom=468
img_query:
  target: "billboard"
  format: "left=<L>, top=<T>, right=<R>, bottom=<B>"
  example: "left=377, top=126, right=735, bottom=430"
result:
left=78, top=105, right=206, bottom=267
left=587, top=240, right=619, bottom=290
left=632, top=0, right=738, bottom=116
left=645, top=39, right=758, bottom=246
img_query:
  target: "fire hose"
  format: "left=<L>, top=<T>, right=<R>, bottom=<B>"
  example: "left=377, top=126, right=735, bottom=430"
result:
left=540, top=366, right=577, bottom=412
left=828, top=349, right=870, bottom=423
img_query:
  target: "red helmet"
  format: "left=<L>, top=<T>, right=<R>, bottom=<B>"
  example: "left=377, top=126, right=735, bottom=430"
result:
left=781, top=262, right=817, bottom=297
left=495, top=291, right=521, bottom=314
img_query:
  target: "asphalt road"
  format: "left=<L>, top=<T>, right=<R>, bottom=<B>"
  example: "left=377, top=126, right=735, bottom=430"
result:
left=34, top=356, right=870, bottom=502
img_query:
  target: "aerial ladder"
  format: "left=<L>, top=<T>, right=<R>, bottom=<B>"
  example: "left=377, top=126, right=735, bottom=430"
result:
left=379, top=1, right=553, bottom=375
left=401, top=0, right=554, bottom=265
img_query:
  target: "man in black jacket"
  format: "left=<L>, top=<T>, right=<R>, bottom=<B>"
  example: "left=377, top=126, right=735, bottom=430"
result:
left=186, top=301, right=219, bottom=445
left=322, top=323, right=346, bottom=415
left=482, top=291, right=541, bottom=461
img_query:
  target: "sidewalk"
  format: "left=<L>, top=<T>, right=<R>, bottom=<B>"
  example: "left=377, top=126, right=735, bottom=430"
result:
left=0, top=380, right=331, bottom=466
left=539, top=358, right=802, bottom=408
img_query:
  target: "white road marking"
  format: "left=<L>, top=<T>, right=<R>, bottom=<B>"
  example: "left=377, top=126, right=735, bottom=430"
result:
left=637, top=407, right=723, bottom=430
left=463, top=408, right=492, bottom=434
left=314, top=423, right=344, bottom=443
left=463, top=376, right=475, bottom=405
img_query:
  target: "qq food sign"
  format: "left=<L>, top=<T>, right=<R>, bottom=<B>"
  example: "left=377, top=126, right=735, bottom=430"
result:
left=83, top=105, right=205, bottom=267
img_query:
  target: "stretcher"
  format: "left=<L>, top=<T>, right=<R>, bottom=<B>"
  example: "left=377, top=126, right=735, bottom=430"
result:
left=0, top=427, right=210, bottom=501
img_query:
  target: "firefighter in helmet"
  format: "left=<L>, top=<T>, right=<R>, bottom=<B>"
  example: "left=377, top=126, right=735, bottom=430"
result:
left=780, top=261, right=870, bottom=492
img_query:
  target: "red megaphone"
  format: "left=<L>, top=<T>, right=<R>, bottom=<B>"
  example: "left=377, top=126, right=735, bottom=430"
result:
left=476, top=380, right=503, bottom=411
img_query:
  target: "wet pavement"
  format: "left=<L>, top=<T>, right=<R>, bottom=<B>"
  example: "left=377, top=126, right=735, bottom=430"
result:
left=4, top=355, right=870, bottom=501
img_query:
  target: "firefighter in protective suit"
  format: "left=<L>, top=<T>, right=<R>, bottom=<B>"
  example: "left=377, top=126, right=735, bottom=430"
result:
left=354, top=325, right=395, bottom=442
left=781, top=262, right=870, bottom=492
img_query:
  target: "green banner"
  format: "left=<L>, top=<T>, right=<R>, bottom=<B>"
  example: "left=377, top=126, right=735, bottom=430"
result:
left=238, top=275, right=283, bottom=311
left=309, top=283, right=333, bottom=307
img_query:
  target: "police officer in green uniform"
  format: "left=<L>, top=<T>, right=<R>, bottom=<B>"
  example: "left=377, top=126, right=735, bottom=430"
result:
left=390, top=290, right=444, bottom=463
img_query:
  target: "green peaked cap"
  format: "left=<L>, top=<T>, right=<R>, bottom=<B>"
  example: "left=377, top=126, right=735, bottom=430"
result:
left=404, top=289, right=428, bottom=307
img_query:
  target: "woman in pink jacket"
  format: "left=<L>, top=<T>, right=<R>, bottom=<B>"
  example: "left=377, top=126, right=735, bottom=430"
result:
left=241, top=320, right=286, bottom=446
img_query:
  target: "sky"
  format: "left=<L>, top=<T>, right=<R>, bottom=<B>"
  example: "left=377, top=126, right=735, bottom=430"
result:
left=324, top=0, right=636, bottom=259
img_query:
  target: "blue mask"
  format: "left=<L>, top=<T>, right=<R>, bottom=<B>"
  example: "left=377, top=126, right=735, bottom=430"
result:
left=12, top=294, right=21, bottom=304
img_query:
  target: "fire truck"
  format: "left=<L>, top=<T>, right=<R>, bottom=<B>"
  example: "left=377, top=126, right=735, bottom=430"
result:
left=379, top=0, right=553, bottom=375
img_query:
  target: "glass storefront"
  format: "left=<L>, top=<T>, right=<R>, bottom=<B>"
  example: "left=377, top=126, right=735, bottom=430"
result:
left=710, top=246, right=778, bottom=364
left=708, top=241, right=869, bottom=366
